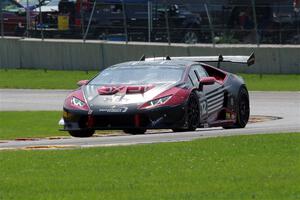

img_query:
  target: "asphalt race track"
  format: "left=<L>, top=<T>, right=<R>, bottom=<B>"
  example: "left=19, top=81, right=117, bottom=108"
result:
left=0, top=89, right=299, bottom=150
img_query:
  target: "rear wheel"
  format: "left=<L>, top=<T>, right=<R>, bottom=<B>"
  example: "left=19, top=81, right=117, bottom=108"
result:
left=223, top=87, right=250, bottom=129
left=123, top=129, right=146, bottom=135
left=173, top=92, right=200, bottom=132
left=68, top=130, right=95, bottom=137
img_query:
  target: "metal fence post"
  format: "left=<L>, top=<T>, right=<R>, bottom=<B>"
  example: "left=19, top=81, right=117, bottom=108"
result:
left=26, top=0, right=30, bottom=37
left=251, top=0, right=259, bottom=46
left=83, top=0, right=96, bottom=41
left=294, top=3, right=300, bottom=44
left=121, top=0, right=128, bottom=43
left=0, top=0, right=4, bottom=38
left=164, top=2, right=170, bottom=45
left=204, top=4, right=215, bottom=47
left=80, top=0, right=84, bottom=38
left=39, top=0, right=44, bottom=40
left=148, top=1, right=152, bottom=42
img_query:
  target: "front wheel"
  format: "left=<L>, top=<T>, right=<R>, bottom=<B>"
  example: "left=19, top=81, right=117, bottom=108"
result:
left=173, top=92, right=200, bottom=132
left=68, top=130, right=95, bottom=137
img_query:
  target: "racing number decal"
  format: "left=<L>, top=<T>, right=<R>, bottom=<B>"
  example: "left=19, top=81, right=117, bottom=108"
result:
left=200, top=101, right=208, bottom=116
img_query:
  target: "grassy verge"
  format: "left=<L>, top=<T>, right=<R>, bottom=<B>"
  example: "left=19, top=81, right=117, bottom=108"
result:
left=0, top=133, right=300, bottom=199
left=241, top=74, right=300, bottom=91
left=0, top=69, right=299, bottom=91
left=0, top=111, right=121, bottom=140
left=0, top=111, right=65, bottom=140
left=0, top=69, right=98, bottom=90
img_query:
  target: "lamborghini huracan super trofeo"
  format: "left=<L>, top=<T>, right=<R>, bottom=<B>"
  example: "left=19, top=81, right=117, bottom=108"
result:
left=61, top=53, right=255, bottom=137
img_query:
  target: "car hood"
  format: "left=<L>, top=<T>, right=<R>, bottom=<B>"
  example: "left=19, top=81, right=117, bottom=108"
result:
left=82, top=82, right=176, bottom=111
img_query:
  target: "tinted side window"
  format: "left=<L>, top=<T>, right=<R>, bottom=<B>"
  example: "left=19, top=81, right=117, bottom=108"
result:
left=189, top=66, right=199, bottom=87
left=194, top=65, right=208, bottom=78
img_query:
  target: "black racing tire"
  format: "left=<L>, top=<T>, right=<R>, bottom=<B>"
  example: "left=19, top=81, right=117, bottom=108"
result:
left=172, top=92, right=200, bottom=132
left=223, top=87, right=250, bottom=129
left=68, top=130, right=95, bottom=137
left=123, top=129, right=146, bottom=135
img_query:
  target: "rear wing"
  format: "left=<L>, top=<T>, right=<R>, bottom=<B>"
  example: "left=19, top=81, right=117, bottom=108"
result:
left=144, top=52, right=255, bottom=67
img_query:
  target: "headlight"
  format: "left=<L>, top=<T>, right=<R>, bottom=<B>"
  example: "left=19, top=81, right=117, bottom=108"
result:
left=71, top=97, right=86, bottom=107
left=143, top=95, right=172, bottom=109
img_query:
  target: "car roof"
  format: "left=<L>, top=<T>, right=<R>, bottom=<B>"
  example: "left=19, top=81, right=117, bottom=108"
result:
left=110, top=60, right=196, bottom=69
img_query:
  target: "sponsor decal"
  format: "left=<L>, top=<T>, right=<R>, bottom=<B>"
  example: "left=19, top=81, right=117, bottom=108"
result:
left=103, top=96, right=129, bottom=102
left=112, top=95, right=123, bottom=102
left=99, top=106, right=128, bottom=113
left=98, top=86, right=124, bottom=95
left=200, top=101, right=207, bottom=116
left=98, top=85, right=154, bottom=95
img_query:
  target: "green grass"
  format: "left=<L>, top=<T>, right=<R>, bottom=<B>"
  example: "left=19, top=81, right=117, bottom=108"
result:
left=0, top=69, right=299, bottom=91
left=0, top=111, right=120, bottom=140
left=241, top=74, right=300, bottom=91
left=0, top=111, right=66, bottom=140
left=0, top=133, right=300, bottom=199
left=0, top=69, right=98, bottom=90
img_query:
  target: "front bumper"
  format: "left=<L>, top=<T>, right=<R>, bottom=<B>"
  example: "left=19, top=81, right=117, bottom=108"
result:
left=61, top=104, right=187, bottom=131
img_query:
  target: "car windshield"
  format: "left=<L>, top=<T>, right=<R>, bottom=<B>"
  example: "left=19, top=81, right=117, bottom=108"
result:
left=18, top=0, right=40, bottom=7
left=89, top=65, right=184, bottom=85
left=18, top=0, right=60, bottom=7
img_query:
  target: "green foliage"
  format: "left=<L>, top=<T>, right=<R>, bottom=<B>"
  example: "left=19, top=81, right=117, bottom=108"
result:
left=0, top=133, right=300, bottom=199
left=214, top=33, right=240, bottom=44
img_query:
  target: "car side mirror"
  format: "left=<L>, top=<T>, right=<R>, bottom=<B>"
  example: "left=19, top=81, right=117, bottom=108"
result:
left=199, top=77, right=216, bottom=85
left=77, top=80, right=89, bottom=87
left=199, top=77, right=216, bottom=90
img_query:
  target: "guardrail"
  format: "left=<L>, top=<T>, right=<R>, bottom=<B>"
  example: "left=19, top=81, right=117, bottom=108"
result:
left=0, top=37, right=299, bottom=74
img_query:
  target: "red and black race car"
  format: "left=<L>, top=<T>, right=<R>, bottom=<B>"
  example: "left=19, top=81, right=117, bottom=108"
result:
left=61, top=53, right=255, bottom=137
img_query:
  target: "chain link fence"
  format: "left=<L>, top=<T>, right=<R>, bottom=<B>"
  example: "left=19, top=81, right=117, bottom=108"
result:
left=1, top=0, right=300, bottom=44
